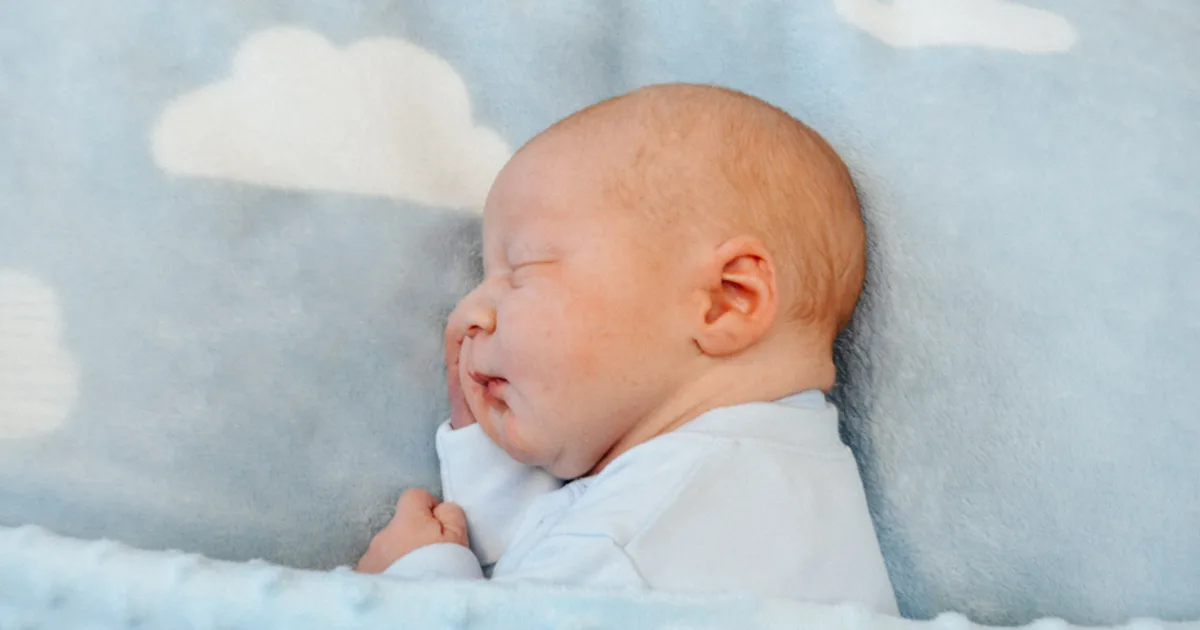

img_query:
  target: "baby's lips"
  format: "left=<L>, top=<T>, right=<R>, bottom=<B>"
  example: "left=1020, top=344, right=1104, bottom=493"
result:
left=470, top=371, right=509, bottom=394
left=461, top=345, right=502, bottom=387
left=464, top=366, right=509, bottom=407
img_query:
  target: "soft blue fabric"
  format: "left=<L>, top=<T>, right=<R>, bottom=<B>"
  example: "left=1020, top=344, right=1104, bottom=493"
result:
left=3, top=525, right=1198, bottom=630
left=1, top=0, right=1197, bottom=627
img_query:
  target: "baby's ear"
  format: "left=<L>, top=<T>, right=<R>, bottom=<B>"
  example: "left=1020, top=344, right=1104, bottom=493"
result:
left=692, top=235, right=778, bottom=357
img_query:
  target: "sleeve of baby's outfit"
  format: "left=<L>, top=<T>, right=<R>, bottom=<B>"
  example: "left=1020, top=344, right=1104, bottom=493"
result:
left=381, top=536, right=644, bottom=588
left=488, top=534, right=647, bottom=589
left=382, top=543, right=484, bottom=581
left=436, top=421, right=563, bottom=567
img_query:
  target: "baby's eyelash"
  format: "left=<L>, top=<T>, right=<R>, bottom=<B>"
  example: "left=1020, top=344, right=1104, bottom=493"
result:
left=509, top=263, right=536, bottom=277
left=510, top=260, right=552, bottom=270
left=506, top=260, right=553, bottom=285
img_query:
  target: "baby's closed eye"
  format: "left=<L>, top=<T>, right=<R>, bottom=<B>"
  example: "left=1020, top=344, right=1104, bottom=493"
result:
left=509, top=260, right=555, bottom=286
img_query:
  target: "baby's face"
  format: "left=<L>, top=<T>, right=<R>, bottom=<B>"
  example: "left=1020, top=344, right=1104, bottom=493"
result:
left=453, top=142, right=693, bottom=478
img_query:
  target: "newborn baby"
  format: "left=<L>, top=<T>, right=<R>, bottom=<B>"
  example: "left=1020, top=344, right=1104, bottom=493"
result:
left=355, top=83, right=897, bottom=613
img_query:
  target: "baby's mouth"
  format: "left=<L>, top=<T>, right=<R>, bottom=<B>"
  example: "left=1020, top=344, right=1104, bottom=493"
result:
left=470, top=372, right=509, bottom=402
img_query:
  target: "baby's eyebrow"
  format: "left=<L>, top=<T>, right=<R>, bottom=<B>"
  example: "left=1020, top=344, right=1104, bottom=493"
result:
left=478, top=243, right=508, bottom=276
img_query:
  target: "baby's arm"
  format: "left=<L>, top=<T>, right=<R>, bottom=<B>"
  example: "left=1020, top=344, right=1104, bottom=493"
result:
left=353, top=422, right=559, bottom=577
left=436, top=420, right=561, bottom=566
left=383, top=528, right=644, bottom=588
left=436, top=317, right=563, bottom=566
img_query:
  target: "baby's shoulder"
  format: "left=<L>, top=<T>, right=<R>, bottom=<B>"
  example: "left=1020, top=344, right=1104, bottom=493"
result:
left=547, top=432, right=722, bottom=540
left=540, top=403, right=890, bottom=604
left=554, top=421, right=856, bottom=545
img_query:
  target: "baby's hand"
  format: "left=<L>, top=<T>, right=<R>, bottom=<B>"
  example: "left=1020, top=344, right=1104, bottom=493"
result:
left=445, top=308, right=477, bottom=430
left=354, top=489, right=469, bottom=574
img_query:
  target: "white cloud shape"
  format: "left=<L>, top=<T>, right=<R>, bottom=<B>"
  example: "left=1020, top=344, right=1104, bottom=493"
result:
left=0, top=270, right=80, bottom=440
left=152, top=27, right=510, bottom=210
left=835, top=0, right=1077, bottom=53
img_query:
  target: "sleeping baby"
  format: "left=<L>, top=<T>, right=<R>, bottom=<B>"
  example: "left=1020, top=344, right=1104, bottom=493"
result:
left=354, top=83, right=898, bottom=614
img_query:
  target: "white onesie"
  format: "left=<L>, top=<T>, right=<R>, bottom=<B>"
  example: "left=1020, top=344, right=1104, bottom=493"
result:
left=385, top=390, right=899, bottom=614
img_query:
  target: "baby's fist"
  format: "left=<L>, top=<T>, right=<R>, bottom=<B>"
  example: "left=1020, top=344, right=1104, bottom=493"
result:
left=354, top=488, right=469, bottom=574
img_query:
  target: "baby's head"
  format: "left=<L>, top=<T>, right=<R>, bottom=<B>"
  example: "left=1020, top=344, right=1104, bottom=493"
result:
left=450, top=84, right=864, bottom=478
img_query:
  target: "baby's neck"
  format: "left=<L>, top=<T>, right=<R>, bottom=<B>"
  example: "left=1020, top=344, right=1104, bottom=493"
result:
left=588, top=340, right=834, bottom=475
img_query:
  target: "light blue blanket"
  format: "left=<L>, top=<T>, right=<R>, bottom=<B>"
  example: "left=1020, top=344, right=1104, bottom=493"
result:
left=1, top=1, right=1197, bottom=627
left=3, top=526, right=1199, bottom=630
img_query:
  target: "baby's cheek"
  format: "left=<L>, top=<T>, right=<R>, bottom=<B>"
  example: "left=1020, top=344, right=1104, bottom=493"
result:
left=522, top=300, right=603, bottom=377
left=561, top=303, right=617, bottom=376
left=492, top=409, right=546, bottom=467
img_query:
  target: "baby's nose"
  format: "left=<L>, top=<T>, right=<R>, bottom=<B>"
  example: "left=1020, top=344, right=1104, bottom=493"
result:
left=464, top=305, right=496, bottom=338
left=451, top=287, right=497, bottom=339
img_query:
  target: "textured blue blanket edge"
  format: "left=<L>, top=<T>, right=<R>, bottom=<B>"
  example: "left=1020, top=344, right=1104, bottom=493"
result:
left=2, top=525, right=1196, bottom=630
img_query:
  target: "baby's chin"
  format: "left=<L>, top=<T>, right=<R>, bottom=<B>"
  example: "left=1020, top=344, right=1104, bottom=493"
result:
left=536, top=439, right=602, bottom=479
left=484, top=409, right=577, bottom=476
left=481, top=407, right=541, bottom=463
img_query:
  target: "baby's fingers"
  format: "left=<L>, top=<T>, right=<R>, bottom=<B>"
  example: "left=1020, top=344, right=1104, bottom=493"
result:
left=448, top=338, right=479, bottom=430
left=443, top=304, right=471, bottom=366
left=433, top=501, right=469, bottom=546
left=397, top=488, right=438, bottom=515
